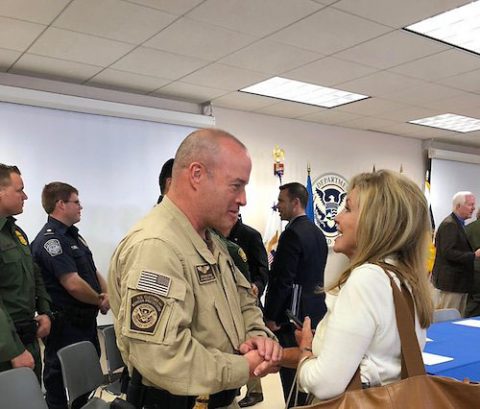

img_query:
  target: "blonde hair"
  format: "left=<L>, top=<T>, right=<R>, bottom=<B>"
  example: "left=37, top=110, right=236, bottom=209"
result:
left=331, top=170, right=433, bottom=328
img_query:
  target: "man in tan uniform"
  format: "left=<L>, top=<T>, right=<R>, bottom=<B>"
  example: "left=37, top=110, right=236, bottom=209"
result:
left=108, top=129, right=281, bottom=409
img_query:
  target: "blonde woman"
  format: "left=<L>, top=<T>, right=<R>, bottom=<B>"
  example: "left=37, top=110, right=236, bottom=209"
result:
left=282, top=170, right=433, bottom=401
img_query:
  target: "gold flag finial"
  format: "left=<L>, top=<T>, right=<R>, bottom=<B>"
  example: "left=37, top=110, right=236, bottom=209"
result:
left=273, top=145, right=285, bottom=163
left=372, top=164, right=376, bottom=172
left=307, top=163, right=311, bottom=175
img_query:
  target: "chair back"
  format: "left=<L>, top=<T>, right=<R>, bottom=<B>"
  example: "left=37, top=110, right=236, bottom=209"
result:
left=57, top=341, right=104, bottom=408
left=0, top=367, right=48, bottom=409
left=102, top=325, right=125, bottom=374
left=433, top=308, right=461, bottom=323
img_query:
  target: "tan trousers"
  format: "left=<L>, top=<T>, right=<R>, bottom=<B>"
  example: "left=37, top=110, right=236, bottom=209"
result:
left=434, top=289, right=468, bottom=316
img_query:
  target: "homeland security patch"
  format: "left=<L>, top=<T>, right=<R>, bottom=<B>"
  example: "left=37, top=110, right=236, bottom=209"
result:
left=312, top=173, right=348, bottom=247
left=44, top=239, right=63, bottom=256
left=195, top=264, right=216, bottom=284
left=130, top=293, right=163, bottom=334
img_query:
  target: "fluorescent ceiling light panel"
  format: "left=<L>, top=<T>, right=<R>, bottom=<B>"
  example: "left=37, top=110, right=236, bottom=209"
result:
left=240, top=77, right=369, bottom=108
left=409, top=113, right=480, bottom=133
left=404, top=1, right=480, bottom=54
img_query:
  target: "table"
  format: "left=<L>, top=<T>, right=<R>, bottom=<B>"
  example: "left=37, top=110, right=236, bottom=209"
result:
left=424, top=317, right=480, bottom=381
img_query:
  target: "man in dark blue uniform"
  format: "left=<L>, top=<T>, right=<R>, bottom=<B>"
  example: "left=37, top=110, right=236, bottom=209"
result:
left=32, top=182, right=109, bottom=409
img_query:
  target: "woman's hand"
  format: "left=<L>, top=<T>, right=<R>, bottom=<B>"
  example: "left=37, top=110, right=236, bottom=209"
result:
left=298, top=316, right=313, bottom=356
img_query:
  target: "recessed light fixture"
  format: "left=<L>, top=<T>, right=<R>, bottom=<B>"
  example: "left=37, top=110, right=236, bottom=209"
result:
left=409, top=113, right=480, bottom=133
left=240, top=76, right=369, bottom=108
left=404, top=1, right=480, bottom=55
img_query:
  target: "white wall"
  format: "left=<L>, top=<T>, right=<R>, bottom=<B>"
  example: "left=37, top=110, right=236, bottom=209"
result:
left=214, top=107, right=426, bottom=285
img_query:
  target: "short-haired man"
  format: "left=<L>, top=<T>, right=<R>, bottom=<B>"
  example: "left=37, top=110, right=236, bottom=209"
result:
left=109, top=128, right=281, bottom=409
left=157, top=158, right=174, bottom=204
left=32, top=182, right=109, bottom=409
left=0, top=164, right=52, bottom=380
left=432, top=191, right=480, bottom=316
left=265, top=182, right=328, bottom=408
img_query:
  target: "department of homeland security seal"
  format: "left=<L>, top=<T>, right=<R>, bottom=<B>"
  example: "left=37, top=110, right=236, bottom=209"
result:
left=312, top=173, right=348, bottom=247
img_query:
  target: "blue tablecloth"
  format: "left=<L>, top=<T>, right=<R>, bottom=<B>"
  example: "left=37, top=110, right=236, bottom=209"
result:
left=425, top=317, right=480, bottom=381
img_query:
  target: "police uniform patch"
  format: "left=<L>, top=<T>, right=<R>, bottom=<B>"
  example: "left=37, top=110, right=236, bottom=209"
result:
left=195, top=264, right=216, bottom=284
left=137, top=271, right=171, bottom=297
left=44, top=239, right=63, bottom=256
left=130, top=293, right=163, bottom=334
left=238, top=247, right=248, bottom=263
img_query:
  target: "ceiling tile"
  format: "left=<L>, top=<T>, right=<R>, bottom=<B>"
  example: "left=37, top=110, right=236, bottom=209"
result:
left=124, top=0, right=204, bottom=15
left=112, top=47, right=208, bottom=80
left=186, top=0, right=322, bottom=36
left=339, top=116, right=398, bottom=131
left=385, top=83, right=464, bottom=105
left=257, top=101, right=322, bottom=118
left=337, top=98, right=409, bottom=116
left=211, top=92, right=276, bottom=111
left=219, top=39, right=322, bottom=75
left=10, top=54, right=102, bottom=82
left=334, top=0, right=471, bottom=28
left=284, top=56, right=377, bottom=86
left=438, top=69, right=480, bottom=94
left=377, top=122, right=458, bottom=139
left=298, top=109, right=361, bottom=125
left=0, top=48, right=21, bottom=71
left=29, top=27, right=134, bottom=66
left=270, top=8, right=391, bottom=55
left=337, top=71, right=425, bottom=97
left=181, top=63, right=268, bottom=90
left=153, top=82, right=227, bottom=103
left=88, top=69, right=170, bottom=93
left=0, top=0, right=69, bottom=24
left=0, top=17, right=45, bottom=51
left=390, top=49, right=480, bottom=81
left=427, top=93, right=480, bottom=117
left=145, top=17, right=256, bottom=61
left=334, top=30, right=448, bottom=69
left=54, top=0, right=176, bottom=44
left=376, top=106, right=444, bottom=122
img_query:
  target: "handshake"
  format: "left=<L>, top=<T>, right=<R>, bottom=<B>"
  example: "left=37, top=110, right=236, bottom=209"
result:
left=240, top=337, right=283, bottom=378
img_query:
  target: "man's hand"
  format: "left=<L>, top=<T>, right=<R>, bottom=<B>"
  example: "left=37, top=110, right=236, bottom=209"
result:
left=251, top=284, right=259, bottom=298
left=239, top=336, right=283, bottom=363
left=99, top=293, right=110, bottom=315
left=475, top=248, right=480, bottom=258
left=266, top=320, right=281, bottom=332
left=35, top=314, right=51, bottom=338
left=244, top=350, right=264, bottom=377
left=11, top=349, right=35, bottom=369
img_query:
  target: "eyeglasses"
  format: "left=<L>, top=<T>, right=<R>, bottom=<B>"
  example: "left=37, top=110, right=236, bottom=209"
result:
left=64, top=200, right=81, bottom=205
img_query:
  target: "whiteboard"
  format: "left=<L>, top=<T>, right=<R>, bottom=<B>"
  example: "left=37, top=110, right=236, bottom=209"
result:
left=0, top=101, right=195, bottom=323
left=430, top=158, right=480, bottom=229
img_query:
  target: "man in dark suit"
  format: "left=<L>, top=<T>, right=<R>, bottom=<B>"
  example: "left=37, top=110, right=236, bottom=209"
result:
left=432, top=191, right=480, bottom=316
left=264, top=182, right=328, bottom=408
left=465, top=209, right=480, bottom=317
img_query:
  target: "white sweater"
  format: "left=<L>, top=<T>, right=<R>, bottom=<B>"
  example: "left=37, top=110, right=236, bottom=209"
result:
left=298, top=263, right=426, bottom=400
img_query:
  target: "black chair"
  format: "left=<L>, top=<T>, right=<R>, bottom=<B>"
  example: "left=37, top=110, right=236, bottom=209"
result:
left=57, top=341, right=110, bottom=409
left=101, top=325, right=125, bottom=396
left=0, top=367, right=48, bottom=409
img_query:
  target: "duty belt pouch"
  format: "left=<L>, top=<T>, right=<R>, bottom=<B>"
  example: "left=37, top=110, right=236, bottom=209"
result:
left=14, top=320, right=38, bottom=345
left=208, top=389, right=237, bottom=409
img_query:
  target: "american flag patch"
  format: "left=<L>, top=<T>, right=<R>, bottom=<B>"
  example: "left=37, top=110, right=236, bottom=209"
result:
left=137, top=271, right=171, bottom=297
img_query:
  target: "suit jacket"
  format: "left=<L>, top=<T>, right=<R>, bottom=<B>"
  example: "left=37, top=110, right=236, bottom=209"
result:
left=432, top=213, right=474, bottom=293
left=228, top=220, right=268, bottom=297
left=264, top=215, right=328, bottom=328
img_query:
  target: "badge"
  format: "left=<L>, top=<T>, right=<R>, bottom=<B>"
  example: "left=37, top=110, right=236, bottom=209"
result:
left=195, top=264, right=216, bottom=284
left=15, top=230, right=27, bottom=246
left=238, top=247, right=248, bottom=263
left=130, top=293, right=163, bottom=334
left=137, top=271, right=171, bottom=297
left=44, top=239, right=63, bottom=256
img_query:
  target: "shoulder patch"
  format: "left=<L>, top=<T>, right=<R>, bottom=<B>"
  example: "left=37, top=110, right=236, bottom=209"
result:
left=44, top=239, right=63, bottom=256
left=137, top=271, right=171, bottom=297
left=130, top=293, right=164, bottom=334
left=195, top=264, right=216, bottom=284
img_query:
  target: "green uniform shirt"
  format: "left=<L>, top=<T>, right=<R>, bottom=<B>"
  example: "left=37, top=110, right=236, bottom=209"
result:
left=0, top=216, right=51, bottom=363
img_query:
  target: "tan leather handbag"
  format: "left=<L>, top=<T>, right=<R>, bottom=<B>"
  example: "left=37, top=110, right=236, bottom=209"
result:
left=292, top=266, right=480, bottom=409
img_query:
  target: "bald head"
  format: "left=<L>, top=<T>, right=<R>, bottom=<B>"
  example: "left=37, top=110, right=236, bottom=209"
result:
left=168, top=128, right=251, bottom=237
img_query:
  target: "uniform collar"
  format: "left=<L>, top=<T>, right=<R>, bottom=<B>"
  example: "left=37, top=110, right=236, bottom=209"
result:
left=162, top=197, right=219, bottom=264
left=47, top=216, right=79, bottom=235
left=0, top=216, right=16, bottom=231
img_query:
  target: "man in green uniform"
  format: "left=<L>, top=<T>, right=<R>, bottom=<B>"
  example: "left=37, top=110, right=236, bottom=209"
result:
left=0, top=164, right=52, bottom=380
left=109, top=129, right=282, bottom=409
